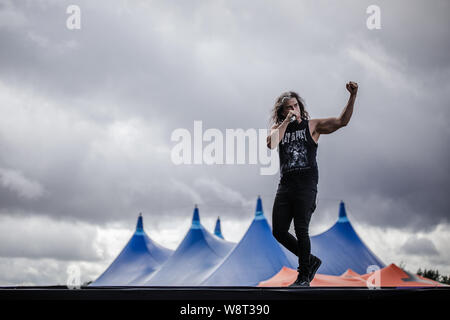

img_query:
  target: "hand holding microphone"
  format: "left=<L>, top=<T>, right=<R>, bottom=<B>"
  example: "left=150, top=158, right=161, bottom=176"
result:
left=285, top=109, right=300, bottom=124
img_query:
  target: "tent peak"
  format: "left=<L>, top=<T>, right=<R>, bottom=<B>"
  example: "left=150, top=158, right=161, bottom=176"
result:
left=191, top=206, right=201, bottom=229
left=136, top=214, right=144, bottom=233
left=214, top=216, right=224, bottom=239
left=337, top=201, right=349, bottom=223
left=254, top=197, right=264, bottom=220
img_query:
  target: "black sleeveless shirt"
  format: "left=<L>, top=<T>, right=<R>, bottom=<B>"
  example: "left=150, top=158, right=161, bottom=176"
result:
left=277, top=119, right=319, bottom=188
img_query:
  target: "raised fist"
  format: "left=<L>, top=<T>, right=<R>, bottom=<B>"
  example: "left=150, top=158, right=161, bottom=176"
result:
left=346, top=81, right=358, bottom=95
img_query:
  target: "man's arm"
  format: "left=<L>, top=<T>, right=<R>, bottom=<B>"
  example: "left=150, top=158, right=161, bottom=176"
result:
left=266, top=118, right=289, bottom=149
left=313, top=81, right=358, bottom=135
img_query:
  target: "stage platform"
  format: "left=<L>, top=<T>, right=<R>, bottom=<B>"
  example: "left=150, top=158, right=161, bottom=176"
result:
left=1, top=286, right=448, bottom=318
left=1, top=286, right=449, bottom=300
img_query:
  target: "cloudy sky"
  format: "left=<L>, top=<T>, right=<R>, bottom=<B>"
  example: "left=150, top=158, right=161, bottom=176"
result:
left=0, top=0, right=449, bottom=285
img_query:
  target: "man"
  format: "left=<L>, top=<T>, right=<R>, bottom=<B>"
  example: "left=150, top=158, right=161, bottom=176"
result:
left=267, top=81, right=358, bottom=286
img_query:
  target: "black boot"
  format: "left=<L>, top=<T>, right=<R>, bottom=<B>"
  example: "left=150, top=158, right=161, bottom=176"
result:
left=289, top=267, right=310, bottom=287
left=309, top=255, right=322, bottom=282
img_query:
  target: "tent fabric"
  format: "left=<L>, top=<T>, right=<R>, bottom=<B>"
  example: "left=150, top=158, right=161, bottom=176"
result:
left=359, top=263, right=443, bottom=287
left=90, top=214, right=173, bottom=286
left=283, top=201, right=385, bottom=275
left=201, top=197, right=294, bottom=286
left=258, top=263, right=444, bottom=287
left=141, top=206, right=235, bottom=286
left=91, top=199, right=428, bottom=287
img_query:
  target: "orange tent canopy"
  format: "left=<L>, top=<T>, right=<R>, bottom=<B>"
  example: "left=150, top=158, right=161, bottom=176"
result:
left=258, top=263, right=444, bottom=287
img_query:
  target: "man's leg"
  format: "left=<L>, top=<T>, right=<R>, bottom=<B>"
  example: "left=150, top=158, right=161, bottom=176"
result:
left=292, top=188, right=317, bottom=280
left=272, top=186, right=297, bottom=255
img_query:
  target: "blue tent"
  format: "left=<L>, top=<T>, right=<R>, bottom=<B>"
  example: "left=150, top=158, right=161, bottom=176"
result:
left=142, top=206, right=235, bottom=286
left=214, top=217, right=224, bottom=239
left=201, top=197, right=293, bottom=286
left=283, top=201, right=385, bottom=275
left=90, top=214, right=173, bottom=286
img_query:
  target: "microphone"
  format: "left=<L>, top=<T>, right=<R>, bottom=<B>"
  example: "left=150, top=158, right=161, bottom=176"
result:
left=289, top=115, right=296, bottom=123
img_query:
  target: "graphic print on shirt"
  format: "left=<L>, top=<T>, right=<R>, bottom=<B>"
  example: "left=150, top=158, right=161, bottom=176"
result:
left=280, top=128, right=309, bottom=172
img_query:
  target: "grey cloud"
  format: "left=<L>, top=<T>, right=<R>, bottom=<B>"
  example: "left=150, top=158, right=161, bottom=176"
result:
left=2, top=0, right=449, bottom=286
left=0, top=167, right=47, bottom=199
left=0, top=0, right=448, bottom=233
left=400, top=235, right=440, bottom=256
left=0, top=215, right=101, bottom=261
left=0, top=257, right=101, bottom=286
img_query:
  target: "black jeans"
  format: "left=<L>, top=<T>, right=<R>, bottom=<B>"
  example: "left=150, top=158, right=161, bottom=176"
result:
left=272, top=180, right=317, bottom=277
